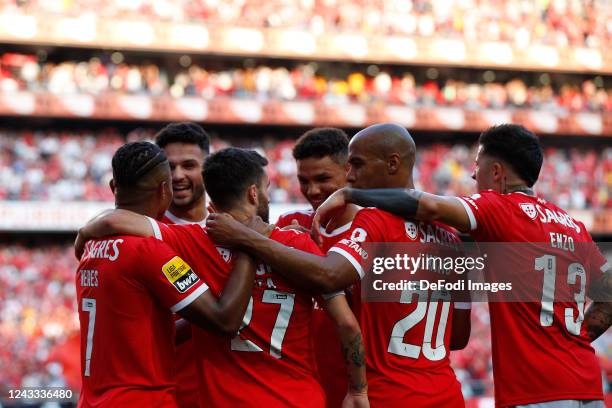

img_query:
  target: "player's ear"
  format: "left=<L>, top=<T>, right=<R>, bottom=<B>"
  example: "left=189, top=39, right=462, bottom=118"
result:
left=109, top=179, right=116, bottom=194
left=388, top=153, right=401, bottom=175
left=247, top=184, right=258, bottom=205
left=491, top=162, right=504, bottom=182
left=160, top=180, right=171, bottom=201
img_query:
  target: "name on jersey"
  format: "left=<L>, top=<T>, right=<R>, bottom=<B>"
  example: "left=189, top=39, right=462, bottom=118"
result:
left=161, top=256, right=200, bottom=293
left=408, top=221, right=459, bottom=248
left=520, top=203, right=580, bottom=233
left=549, top=232, right=574, bottom=252
left=82, top=239, right=123, bottom=262
left=79, top=269, right=99, bottom=287
left=339, top=238, right=369, bottom=260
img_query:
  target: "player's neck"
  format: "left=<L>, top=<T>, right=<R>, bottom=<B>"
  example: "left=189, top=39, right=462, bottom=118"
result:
left=116, top=203, right=159, bottom=220
left=168, top=197, right=207, bottom=223
left=504, top=184, right=534, bottom=196
left=226, top=207, right=267, bottom=226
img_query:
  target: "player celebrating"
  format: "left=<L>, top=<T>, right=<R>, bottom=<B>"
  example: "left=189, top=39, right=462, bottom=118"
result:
left=156, top=122, right=210, bottom=225
left=76, top=147, right=369, bottom=408
left=276, top=127, right=359, bottom=408
left=206, top=126, right=471, bottom=407
left=276, top=127, right=359, bottom=239
left=155, top=121, right=210, bottom=407
left=76, top=142, right=256, bottom=407
left=313, top=123, right=611, bottom=408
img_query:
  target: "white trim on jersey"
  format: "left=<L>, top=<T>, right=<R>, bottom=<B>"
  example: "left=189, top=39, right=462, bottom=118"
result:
left=328, top=247, right=365, bottom=279
left=164, top=210, right=207, bottom=227
left=456, top=197, right=477, bottom=231
left=147, top=216, right=163, bottom=240
left=318, top=221, right=353, bottom=238
left=453, top=302, right=472, bottom=310
left=602, top=262, right=610, bottom=274
left=170, top=283, right=208, bottom=313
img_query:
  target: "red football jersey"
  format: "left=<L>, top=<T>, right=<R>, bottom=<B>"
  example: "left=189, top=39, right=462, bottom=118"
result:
left=276, top=209, right=352, bottom=408
left=458, top=191, right=608, bottom=407
left=330, top=208, right=467, bottom=408
left=76, top=235, right=207, bottom=408
left=153, top=223, right=327, bottom=407
left=275, top=209, right=314, bottom=230
left=161, top=211, right=204, bottom=408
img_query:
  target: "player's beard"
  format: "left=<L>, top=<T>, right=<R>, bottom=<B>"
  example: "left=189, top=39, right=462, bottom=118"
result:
left=256, top=189, right=270, bottom=223
left=173, top=183, right=204, bottom=209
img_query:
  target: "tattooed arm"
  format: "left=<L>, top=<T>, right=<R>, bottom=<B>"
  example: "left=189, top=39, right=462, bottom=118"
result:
left=323, top=294, right=368, bottom=406
left=586, top=271, right=612, bottom=342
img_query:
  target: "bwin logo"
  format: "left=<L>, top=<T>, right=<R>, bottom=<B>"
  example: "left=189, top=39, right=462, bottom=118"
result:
left=176, top=272, right=198, bottom=292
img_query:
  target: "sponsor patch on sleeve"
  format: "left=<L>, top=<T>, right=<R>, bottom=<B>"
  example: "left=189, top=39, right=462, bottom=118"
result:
left=162, top=256, right=200, bottom=293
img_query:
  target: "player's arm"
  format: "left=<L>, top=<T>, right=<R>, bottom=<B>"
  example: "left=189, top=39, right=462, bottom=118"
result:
left=585, top=272, right=612, bottom=342
left=178, top=252, right=257, bottom=335
left=312, top=188, right=471, bottom=241
left=75, top=209, right=153, bottom=258
left=175, top=318, right=192, bottom=345
left=206, top=213, right=359, bottom=293
left=449, top=308, right=471, bottom=350
left=322, top=295, right=368, bottom=401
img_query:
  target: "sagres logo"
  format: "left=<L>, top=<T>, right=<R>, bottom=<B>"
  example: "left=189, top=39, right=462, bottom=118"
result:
left=405, top=222, right=418, bottom=240
left=519, top=203, right=538, bottom=220
left=162, top=256, right=200, bottom=293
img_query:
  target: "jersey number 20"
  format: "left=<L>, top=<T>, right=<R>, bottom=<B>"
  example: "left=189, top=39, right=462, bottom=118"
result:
left=388, top=289, right=450, bottom=361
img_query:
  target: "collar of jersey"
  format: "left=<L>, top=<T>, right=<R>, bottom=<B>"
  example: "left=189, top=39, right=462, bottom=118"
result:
left=165, top=210, right=207, bottom=226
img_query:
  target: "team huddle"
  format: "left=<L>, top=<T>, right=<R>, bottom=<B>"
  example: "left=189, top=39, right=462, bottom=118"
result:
left=74, top=122, right=611, bottom=408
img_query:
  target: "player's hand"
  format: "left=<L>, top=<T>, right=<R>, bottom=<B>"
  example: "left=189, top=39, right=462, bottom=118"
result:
left=312, top=188, right=348, bottom=245
left=280, top=219, right=310, bottom=234
left=206, top=213, right=248, bottom=246
left=341, top=392, right=369, bottom=408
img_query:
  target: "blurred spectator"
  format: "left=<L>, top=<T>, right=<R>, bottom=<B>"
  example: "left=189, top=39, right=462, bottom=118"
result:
left=0, top=129, right=609, bottom=210
left=1, top=0, right=610, bottom=49
left=2, top=53, right=611, bottom=113
left=0, top=244, right=77, bottom=391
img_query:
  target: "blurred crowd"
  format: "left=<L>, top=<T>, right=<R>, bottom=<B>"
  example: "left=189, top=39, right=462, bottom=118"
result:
left=0, top=129, right=610, bottom=210
left=2, top=0, right=610, bottom=49
left=0, top=244, right=77, bottom=391
left=1, top=53, right=611, bottom=112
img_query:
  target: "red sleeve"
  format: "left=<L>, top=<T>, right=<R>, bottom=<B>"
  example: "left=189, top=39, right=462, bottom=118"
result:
left=281, top=230, right=324, bottom=256
left=457, top=191, right=506, bottom=240
left=275, top=213, right=293, bottom=229
left=328, top=208, right=386, bottom=280
left=275, top=211, right=314, bottom=230
left=136, top=237, right=208, bottom=313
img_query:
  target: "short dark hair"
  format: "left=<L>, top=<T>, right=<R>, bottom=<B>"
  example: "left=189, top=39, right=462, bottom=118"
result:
left=203, top=147, right=268, bottom=210
left=112, top=141, right=168, bottom=188
left=479, top=124, right=543, bottom=187
left=155, top=122, right=210, bottom=154
left=292, top=127, right=349, bottom=164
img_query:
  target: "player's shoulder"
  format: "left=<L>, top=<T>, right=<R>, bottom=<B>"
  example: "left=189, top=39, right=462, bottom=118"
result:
left=270, top=227, right=320, bottom=252
left=354, top=207, right=403, bottom=226
left=275, top=208, right=314, bottom=228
